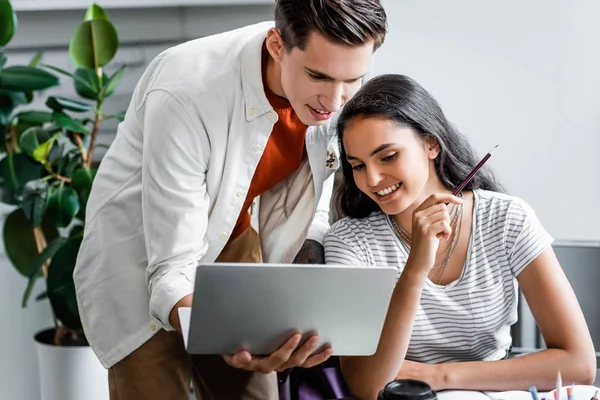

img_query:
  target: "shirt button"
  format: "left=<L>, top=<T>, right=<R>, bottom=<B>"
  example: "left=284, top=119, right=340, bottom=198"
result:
left=221, top=232, right=228, bottom=238
left=249, top=108, right=255, bottom=115
left=150, top=323, right=156, bottom=331
left=267, top=112, right=274, bottom=119
left=254, top=144, right=262, bottom=151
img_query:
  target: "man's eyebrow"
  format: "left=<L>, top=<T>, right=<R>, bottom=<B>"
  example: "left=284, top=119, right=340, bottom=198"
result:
left=304, top=67, right=365, bottom=82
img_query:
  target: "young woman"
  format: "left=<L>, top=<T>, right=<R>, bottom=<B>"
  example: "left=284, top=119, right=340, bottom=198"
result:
left=324, top=74, right=596, bottom=400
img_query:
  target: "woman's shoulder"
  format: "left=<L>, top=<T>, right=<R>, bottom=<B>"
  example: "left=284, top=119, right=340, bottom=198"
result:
left=473, top=189, right=542, bottom=235
left=474, top=189, right=536, bottom=215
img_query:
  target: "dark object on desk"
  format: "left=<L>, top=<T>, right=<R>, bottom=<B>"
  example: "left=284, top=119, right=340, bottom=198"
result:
left=377, top=379, right=438, bottom=400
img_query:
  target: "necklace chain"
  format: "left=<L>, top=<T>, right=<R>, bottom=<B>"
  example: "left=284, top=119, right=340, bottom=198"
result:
left=390, top=193, right=464, bottom=284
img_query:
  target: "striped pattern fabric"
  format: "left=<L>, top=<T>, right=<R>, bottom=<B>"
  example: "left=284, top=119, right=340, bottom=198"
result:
left=324, top=190, right=553, bottom=364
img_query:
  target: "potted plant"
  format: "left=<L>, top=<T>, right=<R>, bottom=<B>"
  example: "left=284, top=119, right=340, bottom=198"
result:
left=0, top=1, right=124, bottom=399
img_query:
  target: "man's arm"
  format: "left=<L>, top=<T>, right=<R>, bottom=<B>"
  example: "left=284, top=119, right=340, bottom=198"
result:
left=293, top=239, right=325, bottom=264
left=141, top=89, right=211, bottom=332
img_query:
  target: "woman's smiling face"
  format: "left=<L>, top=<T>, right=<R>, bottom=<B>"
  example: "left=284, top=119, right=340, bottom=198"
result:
left=342, top=116, right=440, bottom=215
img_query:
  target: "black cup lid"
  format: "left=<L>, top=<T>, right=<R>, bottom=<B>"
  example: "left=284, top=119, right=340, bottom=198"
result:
left=378, top=379, right=436, bottom=400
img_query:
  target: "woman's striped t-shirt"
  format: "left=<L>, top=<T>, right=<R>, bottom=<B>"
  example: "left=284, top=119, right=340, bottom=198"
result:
left=324, top=189, right=553, bottom=364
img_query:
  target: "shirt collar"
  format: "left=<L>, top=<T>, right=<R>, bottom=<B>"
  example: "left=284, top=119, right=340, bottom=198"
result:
left=240, top=24, right=275, bottom=122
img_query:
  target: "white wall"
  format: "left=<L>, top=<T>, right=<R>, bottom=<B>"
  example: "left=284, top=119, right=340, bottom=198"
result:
left=0, top=5, right=274, bottom=400
left=373, top=0, right=600, bottom=243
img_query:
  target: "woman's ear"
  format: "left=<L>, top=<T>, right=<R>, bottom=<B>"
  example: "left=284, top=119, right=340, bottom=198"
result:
left=265, top=28, right=285, bottom=63
left=425, top=137, right=441, bottom=160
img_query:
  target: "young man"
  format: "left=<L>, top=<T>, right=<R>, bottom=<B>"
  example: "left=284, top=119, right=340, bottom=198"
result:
left=73, top=1, right=387, bottom=399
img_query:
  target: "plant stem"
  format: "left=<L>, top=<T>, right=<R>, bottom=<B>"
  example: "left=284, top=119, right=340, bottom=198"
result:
left=86, top=103, right=103, bottom=168
left=73, top=133, right=88, bottom=165
left=8, top=123, right=20, bottom=153
left=41, top=174, right=71, bottom=183
left=32, top=226, right=60, bottom=331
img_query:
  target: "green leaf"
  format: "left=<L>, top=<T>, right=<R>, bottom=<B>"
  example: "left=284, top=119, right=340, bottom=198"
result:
left=0, top=152, right=42, bottom=203
left=29, top=51, right=43, bottom=67
left=0, top=66, right=59, bottom=92
left=100, top=65, right=125, bottom=99
left=3, top=209, right=38, bottom=276
left=0, top=89, right=28, bottom=124
left=22, top=236, right=67, bottom=308
left=74, top=68, right=105, bottom=99
left=35, top=291, right=48, bottom=301
left=68, top=224, right=84, bottom=238
left=2, top=209, right=58, bottom=279
left=46, top=96, right=93, bottom=113
left=72, top=167, right=96, bottom=206
left=21, top=179, right=48, bottom=226
left=52, top=112, right=90, bottom=134
left=47, top=237, right=83, bottom=330
left=0, top=123, right=6, bottom=151
left=62, top=152, right=82, bottom=177
left=19, top=127, right=50, bottom=156
left=69, top=18, right=119, bottom=70
left=32, top=137, right=55, bottom=164
left=0, top=0, right=17, bottom=47
left=39, top=64, right=91, bottom=93
left=0, top=52, right=7, bottom=70
left=84, top=3, right=109, bottom=21
left=46, top=184, right=80, bottom=228
left=16, top=110, right=53, bottom=125
left=104, top=110, right=125, bottom=122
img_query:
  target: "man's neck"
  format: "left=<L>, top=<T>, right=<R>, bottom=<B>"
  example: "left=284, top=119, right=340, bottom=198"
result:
left=264, top=49, right=287, bottom=99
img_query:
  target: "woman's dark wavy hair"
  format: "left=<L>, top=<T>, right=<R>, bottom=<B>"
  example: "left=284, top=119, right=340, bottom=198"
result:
left=335, top=74, right=503, bottom=219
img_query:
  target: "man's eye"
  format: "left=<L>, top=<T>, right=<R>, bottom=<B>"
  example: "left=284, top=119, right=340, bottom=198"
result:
left=309, top=73, right=326, bottom=81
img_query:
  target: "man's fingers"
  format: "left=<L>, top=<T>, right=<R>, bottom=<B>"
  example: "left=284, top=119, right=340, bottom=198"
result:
left=276, top=336, right=319, bottom=371
left=222, top=351, right=252, bottom=369
left=302, top=347, right=333, bottom=368
left=256, top=334, right=301, bottom=373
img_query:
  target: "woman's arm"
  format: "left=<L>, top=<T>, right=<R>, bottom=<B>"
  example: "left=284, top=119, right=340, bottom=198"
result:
left=341, top=267, right=428, bottom=399
left=397, top=247, right=597, bottom=392
left=339, top=193, right=462, bottom=400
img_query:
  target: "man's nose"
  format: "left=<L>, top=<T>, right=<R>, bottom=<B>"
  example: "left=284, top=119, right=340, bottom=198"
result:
left=321, top=83, right=346, bottom=112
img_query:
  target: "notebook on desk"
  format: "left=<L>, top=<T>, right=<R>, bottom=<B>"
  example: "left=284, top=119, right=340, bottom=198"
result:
left=437, top=385, right=599, bottom=400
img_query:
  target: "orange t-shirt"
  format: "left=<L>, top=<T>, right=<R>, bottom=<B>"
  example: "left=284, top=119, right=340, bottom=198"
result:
left=228, top=44, right=307, bottom=243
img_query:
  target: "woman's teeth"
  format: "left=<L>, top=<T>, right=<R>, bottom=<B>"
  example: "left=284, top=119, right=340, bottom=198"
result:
left=377, top=183, right=401, bottom=196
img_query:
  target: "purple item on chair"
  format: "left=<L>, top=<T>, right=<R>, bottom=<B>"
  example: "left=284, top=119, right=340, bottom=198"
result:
left=278, top=357, right=353, bottom=400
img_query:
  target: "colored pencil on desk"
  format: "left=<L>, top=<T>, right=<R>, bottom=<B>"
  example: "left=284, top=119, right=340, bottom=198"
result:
left=556, top=371, right=562, bottom=400
left=529, top=386, right=540, bottom=400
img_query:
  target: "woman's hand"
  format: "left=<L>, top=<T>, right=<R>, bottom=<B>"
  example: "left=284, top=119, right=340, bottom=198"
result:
left=406, top=193, right=462, bottom=275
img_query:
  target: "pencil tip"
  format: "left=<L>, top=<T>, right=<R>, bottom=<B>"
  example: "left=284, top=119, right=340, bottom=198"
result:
left=489, top=144, right=499, bottom=154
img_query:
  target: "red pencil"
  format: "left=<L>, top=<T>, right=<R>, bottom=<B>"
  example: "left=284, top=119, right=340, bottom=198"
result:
left=452, top=144, right=499, bottom=196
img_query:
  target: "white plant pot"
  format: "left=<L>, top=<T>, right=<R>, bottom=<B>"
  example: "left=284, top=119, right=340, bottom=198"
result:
left=34, top=328, right=109, bottom=400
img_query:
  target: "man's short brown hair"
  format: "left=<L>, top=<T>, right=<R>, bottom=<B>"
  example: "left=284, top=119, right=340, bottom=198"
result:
left=274, top=0, right=387, bottom=52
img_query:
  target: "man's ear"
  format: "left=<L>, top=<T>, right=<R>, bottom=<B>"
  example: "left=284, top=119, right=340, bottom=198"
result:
left=265, top=28, right=285, bottom=63
left=425, top=136, right=441, bottom=160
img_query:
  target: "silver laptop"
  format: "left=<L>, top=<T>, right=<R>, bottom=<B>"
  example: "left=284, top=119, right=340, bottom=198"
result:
left=179, top=262, right=397, bottom=356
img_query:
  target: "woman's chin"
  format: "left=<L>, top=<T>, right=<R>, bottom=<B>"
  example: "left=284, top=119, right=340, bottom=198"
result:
left=377, top=199, right=408, bottom=216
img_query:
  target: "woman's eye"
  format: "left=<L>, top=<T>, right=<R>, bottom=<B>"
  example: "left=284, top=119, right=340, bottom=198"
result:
left=351, top=164, right=365, bottom=171
left=382, top=153, right=398, bottom=162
